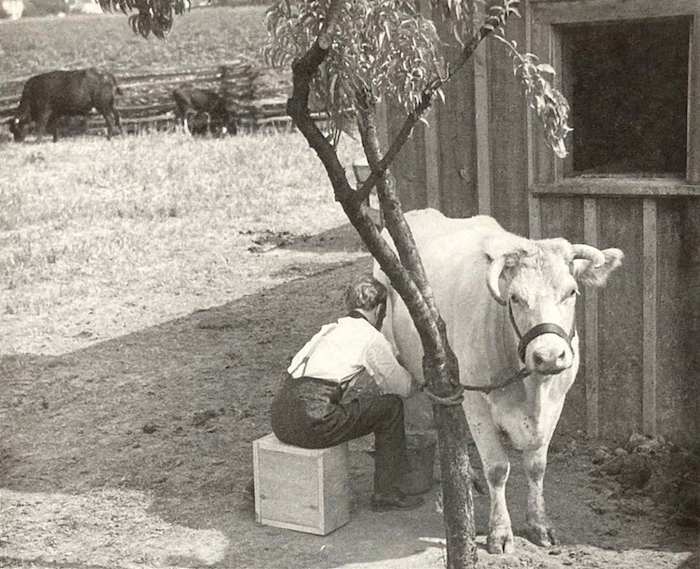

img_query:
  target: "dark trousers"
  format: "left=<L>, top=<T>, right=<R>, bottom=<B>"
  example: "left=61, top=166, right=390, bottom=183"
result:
left=270, top=375, right=407, bottom=495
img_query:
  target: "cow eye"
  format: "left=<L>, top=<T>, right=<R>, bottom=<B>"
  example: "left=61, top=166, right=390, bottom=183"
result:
left=565, top=288, right=579, bottom=300
left=510, top=293, right=520, bottom=304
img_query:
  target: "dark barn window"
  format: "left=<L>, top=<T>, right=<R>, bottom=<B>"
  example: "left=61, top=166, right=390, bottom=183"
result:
left=562, top=17, right=691, bottom=177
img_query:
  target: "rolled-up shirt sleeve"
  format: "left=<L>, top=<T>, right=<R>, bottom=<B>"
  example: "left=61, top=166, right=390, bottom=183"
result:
left=363, top=333, right=414, bottom=397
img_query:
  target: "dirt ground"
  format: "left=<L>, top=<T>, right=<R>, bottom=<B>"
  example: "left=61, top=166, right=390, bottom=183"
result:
left=1, top=223, right=698, bottom=569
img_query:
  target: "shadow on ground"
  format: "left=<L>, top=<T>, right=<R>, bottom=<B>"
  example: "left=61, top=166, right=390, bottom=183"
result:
left=1, top=227, right=696, bottom=569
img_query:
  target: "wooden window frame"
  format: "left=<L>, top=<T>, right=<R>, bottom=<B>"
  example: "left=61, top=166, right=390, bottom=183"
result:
left=527, top=0, right=700, bottom=197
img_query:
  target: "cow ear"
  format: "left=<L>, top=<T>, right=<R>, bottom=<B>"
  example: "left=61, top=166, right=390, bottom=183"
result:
left=573, top=248, right=624, bottom=287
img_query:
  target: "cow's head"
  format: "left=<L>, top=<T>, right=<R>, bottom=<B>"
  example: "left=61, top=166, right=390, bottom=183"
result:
left=486, top=240, right=623, bottom=375
left=7, top=116, right=27, bottom=142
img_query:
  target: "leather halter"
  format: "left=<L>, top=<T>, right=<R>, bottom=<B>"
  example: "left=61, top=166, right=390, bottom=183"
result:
left=507, top=300, right=576, bottom=364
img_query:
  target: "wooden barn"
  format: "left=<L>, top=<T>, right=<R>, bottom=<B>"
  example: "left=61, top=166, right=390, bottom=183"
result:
left=381, top=0, right=700, bottom=446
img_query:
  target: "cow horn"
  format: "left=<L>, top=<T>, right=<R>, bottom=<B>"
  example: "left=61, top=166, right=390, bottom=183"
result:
left=571, top=244, right=605, bottom=268
left=486, top=255, right=508, bottom=306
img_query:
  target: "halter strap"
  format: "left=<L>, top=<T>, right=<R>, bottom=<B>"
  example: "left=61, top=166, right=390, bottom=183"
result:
left=508, top=301, right=576, bottom=363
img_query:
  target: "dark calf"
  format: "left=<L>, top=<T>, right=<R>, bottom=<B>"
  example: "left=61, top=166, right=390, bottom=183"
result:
left=8, top=68, right=122, bottom=143
left=172, top=86, right=235, bottom=136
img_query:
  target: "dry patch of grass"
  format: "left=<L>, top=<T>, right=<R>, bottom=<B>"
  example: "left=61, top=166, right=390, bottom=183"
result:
left=0, top=488, right=229, bottom=567
left=0, top=130, right=367, bottom=355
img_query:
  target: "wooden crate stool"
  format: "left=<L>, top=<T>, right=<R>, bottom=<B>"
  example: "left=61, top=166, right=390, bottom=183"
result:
left=252, top=433, right=351, bottom=535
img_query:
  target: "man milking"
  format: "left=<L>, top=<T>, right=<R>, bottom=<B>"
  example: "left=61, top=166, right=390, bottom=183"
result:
left=270, top=273, right=426, bottom=511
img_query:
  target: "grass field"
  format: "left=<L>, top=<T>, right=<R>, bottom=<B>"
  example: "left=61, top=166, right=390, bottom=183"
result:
left=0, top=4, right=271, bottom=78
left=0, top=2, right=371, bottom=356
left=0, top=130, right=366, bottom=355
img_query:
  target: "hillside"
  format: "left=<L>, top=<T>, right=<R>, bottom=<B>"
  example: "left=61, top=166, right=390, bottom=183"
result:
left=0, top=4, right=273, bottom=79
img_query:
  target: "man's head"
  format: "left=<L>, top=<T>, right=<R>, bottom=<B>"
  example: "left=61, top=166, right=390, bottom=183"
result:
left=344, top=274, right=388, bottom=328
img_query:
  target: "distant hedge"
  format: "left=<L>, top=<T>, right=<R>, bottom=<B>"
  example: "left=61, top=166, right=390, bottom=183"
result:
left=7, top=0, right=274, bottom=19
left=22, top=0, right=67, bottom=17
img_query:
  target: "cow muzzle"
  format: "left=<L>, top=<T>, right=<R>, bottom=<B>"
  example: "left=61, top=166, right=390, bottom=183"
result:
left=509, top=303, right=576, bottom=376
left=522, top=327, right=574, bottom=375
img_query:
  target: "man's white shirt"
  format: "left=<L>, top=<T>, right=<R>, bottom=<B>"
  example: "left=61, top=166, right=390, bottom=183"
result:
left=287, top=316, right=413, bottom=397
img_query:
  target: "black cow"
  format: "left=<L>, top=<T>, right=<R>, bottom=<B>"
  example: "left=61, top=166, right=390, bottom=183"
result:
left=7, top=69, right=122, bottom=143
left=172, top=86, right=235, bottom=136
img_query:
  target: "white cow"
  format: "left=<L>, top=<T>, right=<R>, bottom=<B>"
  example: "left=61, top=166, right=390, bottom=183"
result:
left=375, top=208, right=623, bottom=554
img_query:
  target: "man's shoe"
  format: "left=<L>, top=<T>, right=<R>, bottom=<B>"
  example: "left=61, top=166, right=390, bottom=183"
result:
left=370, top=491, right=425, bottom=512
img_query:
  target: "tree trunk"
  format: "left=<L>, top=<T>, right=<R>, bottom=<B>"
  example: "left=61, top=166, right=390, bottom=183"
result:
left=287, top=23, right=478, bottom=569
left=357, top=99, right=476, bottom=567
left=435, top=406, right=478, bottom=566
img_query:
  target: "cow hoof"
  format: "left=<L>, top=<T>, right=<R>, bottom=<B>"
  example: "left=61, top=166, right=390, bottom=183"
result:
left=525, top=522, right=558, bottom=547
left=487, top=526, right=515, bottom=554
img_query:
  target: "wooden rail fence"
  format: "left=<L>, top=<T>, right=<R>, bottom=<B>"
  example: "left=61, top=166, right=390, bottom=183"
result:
left=0, top=59, right=316, bottom=135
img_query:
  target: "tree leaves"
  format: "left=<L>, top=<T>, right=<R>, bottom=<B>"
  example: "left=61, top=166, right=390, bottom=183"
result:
left=264, top=0, right=449, bottom=145
left=492, top=31, right=572, bottom=158
left=96, top=0, right=191, bottom=38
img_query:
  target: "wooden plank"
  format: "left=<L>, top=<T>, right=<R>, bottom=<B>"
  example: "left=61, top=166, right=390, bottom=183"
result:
left=488, top=15, right=529, bottom=234
left=688, top=15, right=700, bottom=182
left=642, top=199, right=658, bottom=436
left=526, top=7, right=542, bottom=239
left=0, top=94, right=19, bottom=105
left=420, top=0, right=440, bottom=211
left=423, top=106, right=441, bottom=210
left=528, top=196, right=542, bottom=239
left=116, top=103, right=174, bottom=115
left=531, top=22, right=556, bottom=186
left=431, top=13, right=478, bottom=219
left=583, top=198, right=599, bottom=438
left=598, top=199, right=644, bottom=439
left=533, top=0, right=700, bottom=24
left=532, top=179, right=700, bottom=197
left=555, top=24, right=575, bottom=177
left=118, top=67, right=224, bottom=85
left=551, top=27, right=566, bottom=182
left=654, top=199, right=700, bottom=446
left=474, top=41, right=492, bottom=216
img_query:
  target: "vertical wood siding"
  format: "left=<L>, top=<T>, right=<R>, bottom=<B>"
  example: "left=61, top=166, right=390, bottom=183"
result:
left=387, top=100, right=427, bottom=212
left=436, top=60, right=479, bottom=218
left=655, top=199, right=700, bottom=443
left=597, top=199, right=644, bottom=439
left=488, top=18, right=530, bottom=236
left=582, top=198, right=600, bottom=438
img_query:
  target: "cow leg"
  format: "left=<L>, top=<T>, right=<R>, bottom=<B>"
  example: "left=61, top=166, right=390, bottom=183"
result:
left=98, top=106, right=118, bottom=141
left=463, top=392, right=514, bottom=554
left=103, top=113, right=114, bottom=141
left=46, top=115, right=60, bottom=143
left=112, top=108, right=122, bottom=134
left=184, top=111, right=196, bottom=136
left=35, top=109, right=52, bottom=143
left=522, top=445, right=557, bottom=547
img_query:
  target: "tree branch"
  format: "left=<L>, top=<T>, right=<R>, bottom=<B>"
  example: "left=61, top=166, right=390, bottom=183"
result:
left=356, top=3, right=513, bottom=204
left=286, top=8, right=444, bottom=362
left=357, top=100, right=459, bottom=390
